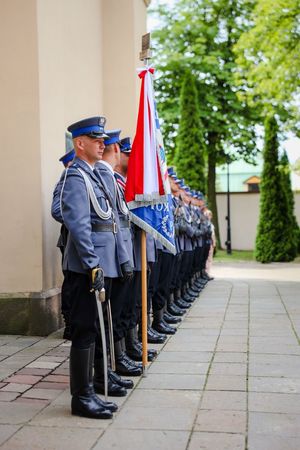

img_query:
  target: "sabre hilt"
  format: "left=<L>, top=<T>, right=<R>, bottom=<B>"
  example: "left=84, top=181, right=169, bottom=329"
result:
left=89, top=267, right=105, bottom=299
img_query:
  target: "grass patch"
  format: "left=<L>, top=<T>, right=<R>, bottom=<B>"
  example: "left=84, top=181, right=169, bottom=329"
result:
left=214, top=249, right=255, bottom=262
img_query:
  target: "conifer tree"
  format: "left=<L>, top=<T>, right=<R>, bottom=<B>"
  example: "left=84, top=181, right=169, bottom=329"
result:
left=255, top=116, right=297, bottom=262
left=280, top=151, right=300, bottom=253
left=174, top=71, right=206, bottom=192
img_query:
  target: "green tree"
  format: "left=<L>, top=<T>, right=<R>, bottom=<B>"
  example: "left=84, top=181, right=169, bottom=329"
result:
left=255, top=116, right=297, bottom=262
left=234, top=0, right=300, bottom=130
left=174, top=71, right=206, bottom=192
left=280, top=150, right=300, bottom=253
left=151, top=0, right=259, bottom=247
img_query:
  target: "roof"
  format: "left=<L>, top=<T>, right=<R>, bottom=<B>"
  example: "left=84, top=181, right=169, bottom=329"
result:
left=244, top=175, right=261, bottom=185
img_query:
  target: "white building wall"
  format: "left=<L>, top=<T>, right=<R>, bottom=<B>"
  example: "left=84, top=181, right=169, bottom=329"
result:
left=216, top=192, right=300, bottom=250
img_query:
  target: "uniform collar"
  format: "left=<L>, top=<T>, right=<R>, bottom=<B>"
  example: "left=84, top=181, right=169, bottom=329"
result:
left=97, top=160, right=114, bottom=174
left=73, top=157, right=99, bottom=183
left=114, top=171, right=126, bottom=182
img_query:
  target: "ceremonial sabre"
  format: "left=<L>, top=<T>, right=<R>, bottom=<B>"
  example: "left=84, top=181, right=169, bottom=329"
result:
left=106, top=299, right=116, bottom=372
left=94, top=287, right=108, bottom=402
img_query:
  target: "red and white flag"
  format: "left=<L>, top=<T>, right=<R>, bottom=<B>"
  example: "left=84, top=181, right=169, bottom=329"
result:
left=125, top=66, right=175, bottom=253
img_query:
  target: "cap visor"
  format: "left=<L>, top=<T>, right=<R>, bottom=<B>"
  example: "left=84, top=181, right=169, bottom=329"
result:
left=88, top=132, right=109, bottom=139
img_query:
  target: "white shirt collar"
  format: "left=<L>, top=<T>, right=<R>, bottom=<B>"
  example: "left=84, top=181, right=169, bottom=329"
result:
left=98, top=160, right=114, bottom=174
left=82, top=160, right=95, bottom=171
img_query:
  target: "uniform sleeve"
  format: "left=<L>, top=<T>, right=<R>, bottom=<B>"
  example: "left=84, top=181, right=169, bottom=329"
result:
left=61, top=168, right=99, bottom=270
left=51, top=172, right=66, bottom=224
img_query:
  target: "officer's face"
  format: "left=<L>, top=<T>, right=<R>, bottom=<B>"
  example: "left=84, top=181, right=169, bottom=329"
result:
left=180, top=190, right=187, bottom=202
left=169, top=177, right=179, bottom=195
left=120, top=152, right=129, bottom=172
left=76, top=136, right=105, bottom=163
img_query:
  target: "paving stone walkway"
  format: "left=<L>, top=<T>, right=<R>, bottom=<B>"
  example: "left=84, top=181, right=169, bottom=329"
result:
left=0, top=261, right=300, bottom=449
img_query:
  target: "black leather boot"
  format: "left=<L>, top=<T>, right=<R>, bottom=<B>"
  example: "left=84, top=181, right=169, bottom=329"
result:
left=133, top=325, right=157, bottom=359
left=163, top=310, right=182, bottom=324
left=126, top=328, right=144, bottom=361
left=174, top=289, right=192, bottom=309
left=93, top=358, right=127, bottom=397
left=186, top=287, right=198, bottom=297
left=182, top=286, right=196, bottom=302
left=177, top=297, right=192, bottom=307
left=152, top=309, right=176, bottom=335
left=167, top=293, right=185, bottom=316
left=121, top=338, right=143, bottom=369
left=69, top=346, right=113, bottom=419
left=108, top=369, right=134, bottom=389
left=135, top=341, right=157, bottom=361
left=202, top=270, right=214, bottom=281
left=139, top=315, right=167, bottom=344
left=115, top=340, right=142, bottom=377
left=147, top=326, right=167, bottom=343
left=88, top=344, right=118, bottom=411
left=200, top=270, right=208, bottom=283
left=189, top=282, right=201, bottom=294
left=126, top=328, right=157, bottom=361
left=194, top=279, right=205, bottom=289
left=168, top=302, right=185, bottom=316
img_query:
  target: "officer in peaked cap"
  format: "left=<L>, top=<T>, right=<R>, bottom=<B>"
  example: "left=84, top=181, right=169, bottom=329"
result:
left=167, top=171, right=187, bottom=317
left=115, top=139, right=161, bottom=356
left=59, top=148, right=75, bottom=168
left=148, top=172, right=183, bottom=336
left=85, top=129, right=137, bottom=396
left=52, top=147, right=75, bottom=341
left=97, top=133, right=146, bottom=376
left=93, top=131, right=142, bottom=386
left=54, top=116, right=124, bottom=420
left=119, top=137, right=132, bottom=153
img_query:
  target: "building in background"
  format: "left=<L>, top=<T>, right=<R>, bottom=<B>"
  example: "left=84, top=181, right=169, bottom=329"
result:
left=216, top=157, right=300, bottom=250
left=0, top=0, right=150, bottom=335
left=216, top=159, right=263, bottom=193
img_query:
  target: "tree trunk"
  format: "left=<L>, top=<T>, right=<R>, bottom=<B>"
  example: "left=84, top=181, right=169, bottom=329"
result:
left=207, top=134, right=222, bottom=249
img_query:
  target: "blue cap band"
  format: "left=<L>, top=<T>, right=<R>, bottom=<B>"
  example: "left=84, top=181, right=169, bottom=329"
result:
left=71, top=125, right=104, bottom=138
left=105, top=137, right=120, bottom=146
left=59, top=149, right=75, bottom=165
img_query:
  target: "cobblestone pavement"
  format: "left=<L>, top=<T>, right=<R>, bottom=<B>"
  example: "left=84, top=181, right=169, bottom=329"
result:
left=0, top=261, right=300, bottom=449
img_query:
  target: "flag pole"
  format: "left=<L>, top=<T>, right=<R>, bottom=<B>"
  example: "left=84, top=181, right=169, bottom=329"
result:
left=139, top=33, right=152, bottom=377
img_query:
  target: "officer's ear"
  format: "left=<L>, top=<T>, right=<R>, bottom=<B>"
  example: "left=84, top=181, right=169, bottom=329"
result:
left=74, top=136, right=85, bottom=151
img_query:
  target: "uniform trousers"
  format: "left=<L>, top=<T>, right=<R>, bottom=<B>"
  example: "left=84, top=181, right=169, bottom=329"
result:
left=171, top=252, right=183, bottom=292
left=66, top=270, right=98, bottom=349
left=152, top=251, right=175, bottom=312
left=123, top=271, right=141, bottom=330
left=201, top=243, right=211, bottom=270
left=110, top=276, right=132, bottom=342
left=148, top=255, right=161, bottom=310
left=61, top=270, right=72, bottom=324
left=193, top=246, right=202, bottom=275
left=182, top=250, right=194, bottom=285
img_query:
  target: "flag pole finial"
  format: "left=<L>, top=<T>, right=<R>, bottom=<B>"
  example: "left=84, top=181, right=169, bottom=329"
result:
left=139, top=33, right=152, bottom=62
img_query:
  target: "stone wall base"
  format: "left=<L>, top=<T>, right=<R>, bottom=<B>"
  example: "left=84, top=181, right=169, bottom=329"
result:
left=0, top=288, right=64, bottom=336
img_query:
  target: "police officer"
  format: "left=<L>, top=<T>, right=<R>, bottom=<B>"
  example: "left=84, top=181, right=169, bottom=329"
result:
left=166, top=169, right=188, bottom=316
left=114, top=137, right=158, bottom=361
left=56, top=116, right=122, bottom=419
left=94, top=130, right=142, bottom=379
left=52, top=149, right=75, bottom=339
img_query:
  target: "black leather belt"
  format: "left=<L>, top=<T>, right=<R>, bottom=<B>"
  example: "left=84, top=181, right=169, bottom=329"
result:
left=92, top=222, right=117, bottom=233
left=120, top=218, right=130, bottom=228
